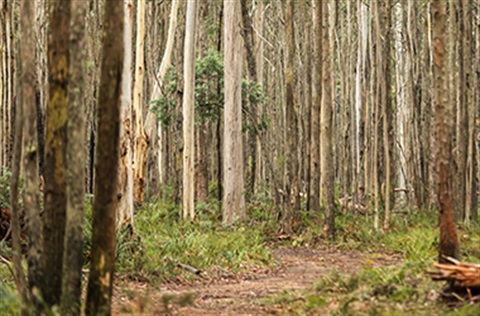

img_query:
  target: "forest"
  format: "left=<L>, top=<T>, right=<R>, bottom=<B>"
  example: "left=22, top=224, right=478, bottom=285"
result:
left=0, top=0, right=479, bottom=315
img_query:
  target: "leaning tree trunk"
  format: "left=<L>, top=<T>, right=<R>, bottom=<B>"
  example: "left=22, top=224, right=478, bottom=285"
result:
left=155, top=0, right=180, bottom=191
left=85, top=0, right=124, bottom=314
left=432, top=0, right=459, bottom=263
left=60, top=1, right=87, bottom=314
left=43, top=0, right=71, bottom=307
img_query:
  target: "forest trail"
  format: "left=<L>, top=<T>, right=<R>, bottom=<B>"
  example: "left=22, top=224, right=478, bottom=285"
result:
left=113, top=248, right=402, bottom=315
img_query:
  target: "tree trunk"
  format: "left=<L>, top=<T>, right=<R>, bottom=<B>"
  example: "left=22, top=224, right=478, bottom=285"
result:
left=13, top=0, right=30, bottom=307
left=223, top=0, right=245, bottom=224
left=117, top=0, right=135, bottom=228
left=21, top=0, right=45, bottom=302
left=156, top=0, right=180, bottom=191
left=321, top=0, right=335, bottom=239
left=85, top=0, right=123, bottom=313
left=44, top=0, right=71, bottom=306
left=196, top=118, right=208, bottom=202
left=306, top=0, right=317, bottom=213
left=283, top=0, right=298, bottom=233
left=432, top=0, right=459, bottom=263
left=60, top=1, right=87, bottom=314
left=182, top=0, right=197, bottom=220
left=133, top=0, right=147, bottom=204
left=379, top=0, right=393, bottom=229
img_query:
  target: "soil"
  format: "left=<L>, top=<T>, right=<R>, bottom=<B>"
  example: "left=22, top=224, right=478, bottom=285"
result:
left=113, top=247, right=402, bottom=315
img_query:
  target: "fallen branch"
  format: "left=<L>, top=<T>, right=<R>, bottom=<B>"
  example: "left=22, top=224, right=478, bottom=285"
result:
left=167, top=257, right=201, bottom=275
left=429, top=256, right=480, bottom=299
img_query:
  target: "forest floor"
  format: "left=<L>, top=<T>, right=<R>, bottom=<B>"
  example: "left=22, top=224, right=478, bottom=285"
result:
left=113, top=247, right=403, bottom=315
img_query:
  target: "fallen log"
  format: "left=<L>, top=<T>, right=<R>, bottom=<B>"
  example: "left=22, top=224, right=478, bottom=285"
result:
left=429, top=256, right=480, bottom=301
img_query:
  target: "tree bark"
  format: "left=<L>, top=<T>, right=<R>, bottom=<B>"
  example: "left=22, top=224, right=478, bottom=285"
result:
left=13, top=0, right=31, bottom=307
left=182, top=0, right=197, bottom=220
left=44, top=0, right=71, bottom=306
left=85, top=0, right=123, bottom=313
left=18, top=1, right=44, bottom=310
left=309, top=0, right=322, bottom=213
left=432, top=0, right=459, bottom=263
left=133, top=0, right=147, bottom=204
left=156, top=0, right=180, bottom=191
left=60, top=1, right=87, bottom=314
left=117, top=0, right=135, bottom=228
left=283, top=0, right=298, bottom=234
left=320, top=0, right=335, bottom=239
left=223, top=0, right=246, bottom=224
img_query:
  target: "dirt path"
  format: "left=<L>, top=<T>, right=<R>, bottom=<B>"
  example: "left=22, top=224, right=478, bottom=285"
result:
left=113, top=248, right=401, bottom=315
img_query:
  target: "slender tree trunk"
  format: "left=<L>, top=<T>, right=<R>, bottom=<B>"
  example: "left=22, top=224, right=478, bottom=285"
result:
left=355, top=0, right=368, bottom=206
left=432, top=0, right=459, bottom=263
left=12, top=1, right=30, bottom=306
left=44, top=0, right=71, bottom=306
left=85, top=0, right=123, bottom=313
left=182, top=0, right=197, bottom=220
left=308, top=0, right=319, bottom=213
left=154, top=0, right=179, bottom=190
left=321, top=0, right=335, bottom=239
left=196, top=118, right=208, bottom=202
left=117, top=0, right=135, bottom=228
left=133, top=0, right=147, bottom=204
left=283, top=0, right=298, bottom=233
left=60, top=1, right=87, bottom=314
left=380, top=0, right=393, bottom=229
left=223, top=0, right=245, bottom=224
left=24, top=2, right=45, bottom=308
left=253, top=0, right=264, bottom=194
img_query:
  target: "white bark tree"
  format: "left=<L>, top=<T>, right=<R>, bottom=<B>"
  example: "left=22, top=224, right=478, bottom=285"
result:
left=182, top=0, right=197, bottom=220
left=155, top=0, right=180, bottom=187
left=223, top=0, right=245, bottom=224
left=133, top=0, right=147, bottom=203
left=117, top=0, right=134, bottom=227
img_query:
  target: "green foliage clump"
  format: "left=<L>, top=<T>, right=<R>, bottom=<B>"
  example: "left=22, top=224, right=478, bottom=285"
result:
left=150, top=50, right=269, bottom=133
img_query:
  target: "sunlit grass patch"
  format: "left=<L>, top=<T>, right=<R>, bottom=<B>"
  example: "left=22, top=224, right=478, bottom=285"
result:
left=114, top=200, right=274, bottom=283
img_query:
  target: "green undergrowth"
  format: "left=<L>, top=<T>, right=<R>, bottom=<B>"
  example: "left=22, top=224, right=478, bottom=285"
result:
left=111, top=198, right=276, bottom=284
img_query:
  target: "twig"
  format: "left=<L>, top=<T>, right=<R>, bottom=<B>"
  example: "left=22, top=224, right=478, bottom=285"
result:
left=1, top=226, right=11, bottom=243
left=0, top=255, right=15, bottom=279
left=167, top=257, right=201, bottom=275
